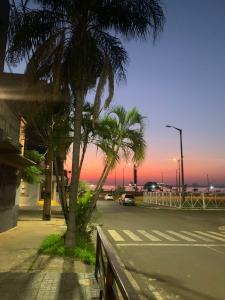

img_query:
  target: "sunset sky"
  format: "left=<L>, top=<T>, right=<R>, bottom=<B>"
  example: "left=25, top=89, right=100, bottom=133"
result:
left=79, top=0, right=225, bottom=186
left=8, top=0, right=225, bottom=186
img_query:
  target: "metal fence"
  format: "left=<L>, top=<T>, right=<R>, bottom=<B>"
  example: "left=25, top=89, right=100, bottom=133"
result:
left=95, top=226, right=139, bottom=300
left=143, top=192, right=225, bottom=209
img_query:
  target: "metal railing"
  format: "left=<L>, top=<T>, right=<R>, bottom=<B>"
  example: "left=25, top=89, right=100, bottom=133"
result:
left=143, top=192, right=225, bottom=209
left=95, top=226, right=139, bottom=300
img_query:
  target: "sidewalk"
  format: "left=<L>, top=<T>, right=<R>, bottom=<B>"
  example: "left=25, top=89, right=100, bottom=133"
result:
left=0, top=209, right=99, bottom=300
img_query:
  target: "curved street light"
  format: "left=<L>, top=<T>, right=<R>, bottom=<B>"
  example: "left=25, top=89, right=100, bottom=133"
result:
left=166, top=125, right=185, bottom=201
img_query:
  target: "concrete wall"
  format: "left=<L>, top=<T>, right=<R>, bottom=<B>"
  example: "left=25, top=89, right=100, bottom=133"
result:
left=0, top=101, right=20, bottom=143
left=0, top=206, right=18, bottom=233
left=0, top=164, right=18, bottom=232
left=19, top=181, right=41, bottom=206
left=18, top=179, right=60, bottom=207
left=0, top=91, right=21, bottom=233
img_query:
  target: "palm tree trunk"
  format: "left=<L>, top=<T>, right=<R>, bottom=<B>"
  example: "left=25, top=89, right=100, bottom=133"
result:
left=94, top=158, right=114, bottom=203
left=43, top=150, right=53, bottom=220
left=60, top=158, right=68, bottom=218
left=54, top=155, right=68, bottom=224
left=65, top=90, right=84, bottom=248
left=84, top=158, right=114, bottom=227
left=94, top=159, right=109, bottom=192
left=79, top=136, right=88, bottom=176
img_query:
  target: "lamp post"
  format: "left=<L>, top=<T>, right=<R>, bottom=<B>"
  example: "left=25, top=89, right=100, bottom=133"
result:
left=166, top=125, right=185, bottom=201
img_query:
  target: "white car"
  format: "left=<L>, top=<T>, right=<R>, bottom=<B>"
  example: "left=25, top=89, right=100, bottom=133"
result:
left=104, top=193, right=114, bottom=200
left=119, top=194, right=135, bottom=205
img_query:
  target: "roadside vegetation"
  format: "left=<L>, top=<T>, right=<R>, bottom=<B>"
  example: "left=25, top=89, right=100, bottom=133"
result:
left=38, top=233, right=95, bottom=265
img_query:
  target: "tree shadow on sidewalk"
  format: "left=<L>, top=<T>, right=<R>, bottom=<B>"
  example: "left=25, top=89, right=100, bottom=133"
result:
left=56, top=257, right=85, bottom=300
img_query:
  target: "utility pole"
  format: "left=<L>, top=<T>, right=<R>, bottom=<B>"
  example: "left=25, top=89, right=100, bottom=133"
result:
left=133, top=163, right=137, bottom=191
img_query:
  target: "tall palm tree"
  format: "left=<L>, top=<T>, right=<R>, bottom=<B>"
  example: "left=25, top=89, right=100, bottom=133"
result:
left=7, top=0, right=164, bottom=247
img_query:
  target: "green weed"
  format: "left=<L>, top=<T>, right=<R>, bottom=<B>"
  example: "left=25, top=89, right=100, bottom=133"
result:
left=38, top=232, right=95, bottom=265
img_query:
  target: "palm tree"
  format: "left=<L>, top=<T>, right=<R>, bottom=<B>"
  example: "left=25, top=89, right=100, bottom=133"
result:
left=87, top=106, right=146, bottom=218
left=7, top=0, right=164, bottom=248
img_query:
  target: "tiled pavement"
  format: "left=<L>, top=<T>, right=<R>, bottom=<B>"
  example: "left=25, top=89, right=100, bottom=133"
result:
left=0, top=209, right=99, bottom=300
left=0, top=271, right=99, bottom=300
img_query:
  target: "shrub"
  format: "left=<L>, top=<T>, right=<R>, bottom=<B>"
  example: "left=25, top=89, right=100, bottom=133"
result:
left=21, top=150, right=44, bottom=183
left=76, top=190, right=92, bottom=233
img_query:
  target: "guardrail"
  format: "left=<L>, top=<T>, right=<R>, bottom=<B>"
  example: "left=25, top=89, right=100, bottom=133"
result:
left=143, top=192, right=225, bottom=209
left=95, top=226, right=139, bottom=300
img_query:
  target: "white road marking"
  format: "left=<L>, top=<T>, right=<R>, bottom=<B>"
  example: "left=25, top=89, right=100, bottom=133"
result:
left=166, top=230, right=196, bottom=241
left=151, top=230, right=178, bottom=241
left=206, top=246, right=225, bottom=256
left=148, top=283, right=164, bottom=300
left=137, top=230, right=161, bottom=241
left=123, top=230, right=143, bottom=241
left=195, top=231, right=225, bottom=242
left=209, top=231, right=225, bottom=238
left=180, top=231, right=213, bottom=242
left=108, top=230, right=124, bottom=242
left=116, top=243, right=225, bottom=247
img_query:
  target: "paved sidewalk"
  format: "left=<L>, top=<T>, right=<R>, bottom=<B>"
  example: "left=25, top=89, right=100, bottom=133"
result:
left=0, top=209, right=99, bottom=300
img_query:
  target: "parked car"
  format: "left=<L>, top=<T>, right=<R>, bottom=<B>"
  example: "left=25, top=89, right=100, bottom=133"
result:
left=119, top=194, right=135, bottom=206
left=104, top=193, right=114, bottom=200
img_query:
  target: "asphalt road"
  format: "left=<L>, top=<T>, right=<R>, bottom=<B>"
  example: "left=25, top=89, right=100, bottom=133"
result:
left=94, top=200, right=225, bottom=300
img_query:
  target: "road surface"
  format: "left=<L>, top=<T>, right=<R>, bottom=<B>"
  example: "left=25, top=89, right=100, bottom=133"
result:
left=95, top=200, right=225, bottom=300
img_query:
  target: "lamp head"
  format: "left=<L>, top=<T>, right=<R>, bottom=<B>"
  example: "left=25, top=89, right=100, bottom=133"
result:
left=166, top=125, right=171, bottom=128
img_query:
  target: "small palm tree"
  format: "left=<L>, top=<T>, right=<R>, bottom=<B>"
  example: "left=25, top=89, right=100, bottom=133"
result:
left=88, top=106, right=146, bottom=217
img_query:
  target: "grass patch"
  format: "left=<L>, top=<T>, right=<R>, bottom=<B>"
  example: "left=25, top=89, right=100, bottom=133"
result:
left=38, top=232, right=95, bottom=265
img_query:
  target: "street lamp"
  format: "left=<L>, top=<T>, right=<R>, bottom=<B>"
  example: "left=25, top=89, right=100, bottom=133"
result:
left=172, top=158, right=181, bottom=192
left=166, top=125, right=185, bottom=200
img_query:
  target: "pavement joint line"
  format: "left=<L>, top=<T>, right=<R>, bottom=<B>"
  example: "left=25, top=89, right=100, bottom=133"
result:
left=116, top=243, right=225, bottom=247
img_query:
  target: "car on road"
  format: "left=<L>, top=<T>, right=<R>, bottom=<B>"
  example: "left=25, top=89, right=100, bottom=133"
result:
left=104, top=193, right=114, bottom=200
left=119, top=193, right=135, bottom=205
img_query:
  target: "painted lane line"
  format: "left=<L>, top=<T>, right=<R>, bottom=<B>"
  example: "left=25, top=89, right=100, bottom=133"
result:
left=116, top=243, right=225, bottom=247
left=108, top=230, right=124, bottom=242
left=151, top=230, right=178, bottom=241
left=209, top=231, right=225, bottom=238
left=206, top=246, right=225, bottom=256
left=166, top=230, right=196, bottom=242
left=137, top=230, right=161, bottom=242
left=195, top=231, right=225, bottom=242
left=180, top=231, right=213, bottom=242
left=123, top=230, right=143, bottom=241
